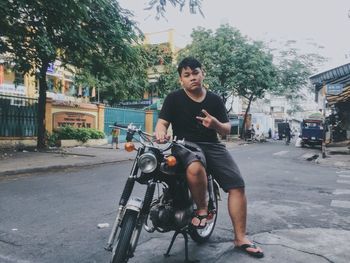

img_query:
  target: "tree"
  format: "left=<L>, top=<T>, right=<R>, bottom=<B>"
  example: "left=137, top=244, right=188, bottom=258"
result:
left=153, top=64, right=180, bottom=97
left=232, top=41, right=278, bottom=137
left=156, top=25, right=277, bottom=137
left=172, top=25, right=277, bottom=136
left=75, top=45, right=149, bottom=106
left=273, top=45, right=327, bottom=115
left=146, top=0, right=204, bottom=19
left=0, top=0, right=141, bottom=149
left=143, top=42, right=179, bottom=98
left=177, top=25, right=248, bottom=111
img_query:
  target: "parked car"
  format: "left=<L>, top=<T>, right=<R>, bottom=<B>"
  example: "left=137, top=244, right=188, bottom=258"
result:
left=300, top=119, right=324, bottom=147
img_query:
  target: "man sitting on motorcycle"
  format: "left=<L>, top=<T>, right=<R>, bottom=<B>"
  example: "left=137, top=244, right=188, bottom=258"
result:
left=155, top=57, right=264, bottom=258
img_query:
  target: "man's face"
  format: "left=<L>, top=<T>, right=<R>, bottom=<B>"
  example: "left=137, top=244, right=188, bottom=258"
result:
left=179, top=66, right=204, bottom=92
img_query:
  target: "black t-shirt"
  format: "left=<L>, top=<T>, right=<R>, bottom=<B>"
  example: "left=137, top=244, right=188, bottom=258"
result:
left=159, top=89, right=229, bottom=142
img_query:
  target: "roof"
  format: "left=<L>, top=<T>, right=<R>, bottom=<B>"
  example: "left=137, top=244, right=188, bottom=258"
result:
left=326, top=85, right=350, bottom=105
left=310, top=63, right=350, bottom=90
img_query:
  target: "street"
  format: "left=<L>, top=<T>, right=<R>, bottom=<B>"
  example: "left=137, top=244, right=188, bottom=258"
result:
left=0, top=141, right=349, bottom=263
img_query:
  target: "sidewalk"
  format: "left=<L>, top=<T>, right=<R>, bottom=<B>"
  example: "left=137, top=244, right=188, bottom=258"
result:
left=0, top=143, right=137, bottom=177
left=0, top=140, right=349, bottom=177
left=316, top=145, right=350, bottom=169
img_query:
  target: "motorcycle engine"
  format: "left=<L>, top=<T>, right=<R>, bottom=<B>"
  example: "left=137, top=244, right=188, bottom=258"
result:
left=149, top=201, right=192, bottom=232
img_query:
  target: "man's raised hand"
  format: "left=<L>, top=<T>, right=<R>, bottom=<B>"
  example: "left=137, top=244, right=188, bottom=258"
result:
left=196, top=109, right=219, bottom=129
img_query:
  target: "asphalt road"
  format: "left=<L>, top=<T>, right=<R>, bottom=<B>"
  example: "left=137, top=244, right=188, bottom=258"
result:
left=0, top=141, right=349, bottom=263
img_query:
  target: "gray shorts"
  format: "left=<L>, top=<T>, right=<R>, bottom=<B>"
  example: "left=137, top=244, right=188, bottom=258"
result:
left=172, top=141, right=245, bottom=192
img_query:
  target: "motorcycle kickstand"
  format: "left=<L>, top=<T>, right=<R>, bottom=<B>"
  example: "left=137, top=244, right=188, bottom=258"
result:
left=164, top=230, right=199, bottom=263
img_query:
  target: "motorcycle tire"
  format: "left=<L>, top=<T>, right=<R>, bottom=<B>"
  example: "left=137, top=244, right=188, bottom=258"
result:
left=111, top=210, right=138, bottom=263
left=189, top=190, right=218, bottom=244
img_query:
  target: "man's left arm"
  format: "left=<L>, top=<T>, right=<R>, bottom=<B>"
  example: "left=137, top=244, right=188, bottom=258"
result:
left=214, top=120, right=231, bottom=136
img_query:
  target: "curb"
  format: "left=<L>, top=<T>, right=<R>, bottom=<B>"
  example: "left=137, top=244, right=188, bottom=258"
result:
left=0, top=158, right=133, bottom=177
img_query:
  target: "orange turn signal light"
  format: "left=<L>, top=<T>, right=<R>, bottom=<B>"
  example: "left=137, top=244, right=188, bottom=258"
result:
left=124, top=142, right=135, bottom=152
left=166, top=155, right=177, bottom=167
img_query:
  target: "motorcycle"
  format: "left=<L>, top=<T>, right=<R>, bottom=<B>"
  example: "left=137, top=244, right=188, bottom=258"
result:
left=105, top=124, right=221, bottom=263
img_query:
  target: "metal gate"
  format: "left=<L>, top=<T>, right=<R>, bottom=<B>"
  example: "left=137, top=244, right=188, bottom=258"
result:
left=104, top=107, right=145, bottom=143
left=0, top=94, right=38, bottom=137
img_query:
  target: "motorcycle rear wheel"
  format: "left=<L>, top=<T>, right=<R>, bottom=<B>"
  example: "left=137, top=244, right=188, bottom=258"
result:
left=189, top=190, right=218, bottom=244
left=111, top=210, right=138, bottom=263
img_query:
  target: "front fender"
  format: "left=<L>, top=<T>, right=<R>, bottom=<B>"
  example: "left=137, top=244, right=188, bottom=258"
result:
left=125, top=197, right=143, bottom=213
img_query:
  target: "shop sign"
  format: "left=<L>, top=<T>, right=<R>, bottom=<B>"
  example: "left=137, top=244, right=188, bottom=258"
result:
left=326, top=84, right=343, bottom=95
left=120, top=99, right=151, bottom=106
left=53, top=112, right=95, bottom=129
left=0, top=83, right=25, bottom=95
left=47, top=63, right=54, bottom=73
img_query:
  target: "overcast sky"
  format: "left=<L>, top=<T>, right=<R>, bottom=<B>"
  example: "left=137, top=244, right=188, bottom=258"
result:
left=119, top=0, right=350, bottom=71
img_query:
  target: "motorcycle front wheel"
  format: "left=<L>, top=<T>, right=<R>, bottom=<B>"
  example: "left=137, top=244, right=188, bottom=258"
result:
left=189, top=189, right=218, bottom=244
left=111, top=210, right=138, bottom=263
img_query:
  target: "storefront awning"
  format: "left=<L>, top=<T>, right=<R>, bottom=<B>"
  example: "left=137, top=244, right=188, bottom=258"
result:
left=310, top=63, right=350, bottom=92
left=326, top=85, right=350, bottom=105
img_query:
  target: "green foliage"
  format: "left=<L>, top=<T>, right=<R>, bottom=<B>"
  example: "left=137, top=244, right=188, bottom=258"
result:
left=75, top=128, right=91, bottom=143
left=88, top=129, right=106, bottom=139
left=121, top=42, right=178, bottom=100
left=146, top=0, right=204, bottom=19
left=46, top=132, right=59, bottom=147
left=233, top=40, right=278, bottom=99
left=54, top=126, right=105, bottom=143
left=0, top=0, right=140, bottom=74
left=144, top=43, right=173, bottom=66
left=273, top=44, right=327, bottom=114
left=169, top=25, right=278, bottom=112
left=75, top=45, right=150, bottom=106
left=146, top=61, right=179, bottom=98
left=0, top=0, right=141, bottom=148
left=168, top=24, right=278, bottom=137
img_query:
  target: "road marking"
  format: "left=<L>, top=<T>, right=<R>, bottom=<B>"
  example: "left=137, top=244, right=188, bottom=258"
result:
left=339, top=174, right=350, bottom=178
left=0, top=254, right=31, bottom=263
left=333, top=189, right=350, bottom=195
left=336, top=170, right=350, bottom=174
left=273, top=151, right=289, bottom=156
left=331, top=200, right=350, bottom=209
left=336, top=180, right=350, bottom=185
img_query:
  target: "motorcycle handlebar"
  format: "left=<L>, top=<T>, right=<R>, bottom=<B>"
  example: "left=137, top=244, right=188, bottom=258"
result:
left=109, top=123, right=155, bottom=143
left=109, top=124, right=128, bottom=130
left=109, top=123, right=194, bottom=153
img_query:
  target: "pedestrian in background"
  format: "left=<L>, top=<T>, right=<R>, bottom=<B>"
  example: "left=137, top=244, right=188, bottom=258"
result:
left=111, top=126, right=120, bottom=149
left=268, top=128, right=272, bottom=139
left=285, top=123, right=291, bottom=145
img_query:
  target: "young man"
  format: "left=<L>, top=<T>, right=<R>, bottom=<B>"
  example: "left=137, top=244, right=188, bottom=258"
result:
left=155, top=57, right=264, bottom=258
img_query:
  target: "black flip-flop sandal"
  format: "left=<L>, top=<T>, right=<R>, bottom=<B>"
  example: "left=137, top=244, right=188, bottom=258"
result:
left=235, top=243, right=264, bottom=258
left=191, top=213, right=208, bottom=229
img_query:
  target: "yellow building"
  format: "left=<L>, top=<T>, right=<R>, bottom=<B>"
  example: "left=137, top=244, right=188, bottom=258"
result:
left=0, top=64, right=36, bottom=99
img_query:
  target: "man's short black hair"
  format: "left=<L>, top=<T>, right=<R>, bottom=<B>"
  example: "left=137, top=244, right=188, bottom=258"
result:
left=177, top=57, right=202, bottom=76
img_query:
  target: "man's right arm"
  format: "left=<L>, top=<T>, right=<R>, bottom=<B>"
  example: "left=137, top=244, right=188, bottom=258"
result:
left=155, top=118, right=170, bottom=143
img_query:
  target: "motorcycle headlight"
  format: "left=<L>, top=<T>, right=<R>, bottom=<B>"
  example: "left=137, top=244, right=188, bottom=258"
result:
left=138, top=152, right=157, bottom=173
